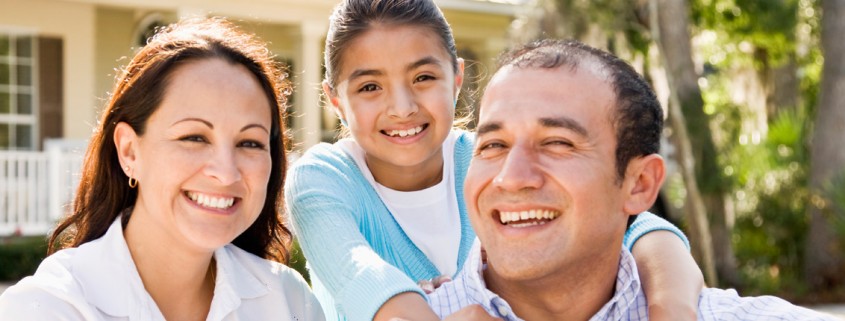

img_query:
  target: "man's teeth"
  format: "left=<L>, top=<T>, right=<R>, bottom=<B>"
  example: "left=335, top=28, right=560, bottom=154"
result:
left=387, top=126, right=424, bottom=137
left=187, top=192, right=234, bottom=209
left=499, top=210, right=560, bottom=225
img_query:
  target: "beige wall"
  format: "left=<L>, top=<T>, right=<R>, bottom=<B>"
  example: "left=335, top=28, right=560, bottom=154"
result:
left=1, top=0, right=96, bottom=140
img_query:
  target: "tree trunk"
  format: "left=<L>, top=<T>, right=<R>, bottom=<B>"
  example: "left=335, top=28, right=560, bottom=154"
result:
left=651, top=0, right=742, bottom=287
left=804, top=0, right=845, bottom=293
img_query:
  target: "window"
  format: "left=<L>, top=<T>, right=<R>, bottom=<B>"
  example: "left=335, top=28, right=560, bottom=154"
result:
left=0, top=33, right=37, bottom=150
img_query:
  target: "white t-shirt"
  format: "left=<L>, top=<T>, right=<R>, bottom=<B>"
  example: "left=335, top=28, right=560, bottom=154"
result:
left=339, top=131, right=462, bottom=277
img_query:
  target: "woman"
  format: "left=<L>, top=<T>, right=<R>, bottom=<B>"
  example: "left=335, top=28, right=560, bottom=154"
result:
left=0, top=17, right=323, bottom=321
left=285, top=0, right=703, bottom=320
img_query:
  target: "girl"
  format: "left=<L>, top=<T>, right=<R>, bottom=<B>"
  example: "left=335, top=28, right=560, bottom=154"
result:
left=285, top=1, right=703, bottom=320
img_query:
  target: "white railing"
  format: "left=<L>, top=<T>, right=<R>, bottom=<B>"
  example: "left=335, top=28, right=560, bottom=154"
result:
left=0, top=139, right=85, bottom=236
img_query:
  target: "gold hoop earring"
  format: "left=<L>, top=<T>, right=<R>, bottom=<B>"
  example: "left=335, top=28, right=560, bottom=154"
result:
left=128, top=176, right=138, bottom=188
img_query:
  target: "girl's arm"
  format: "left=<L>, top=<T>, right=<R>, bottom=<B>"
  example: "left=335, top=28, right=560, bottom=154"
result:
left=285, top=150, right=435, bottom=321
left=625, top=212, right=704, bottom=321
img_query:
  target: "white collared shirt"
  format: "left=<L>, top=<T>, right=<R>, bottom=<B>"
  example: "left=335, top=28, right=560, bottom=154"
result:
left=428, top=239, right=837, bottom=321
left=0, top=217, right=325, bottom=321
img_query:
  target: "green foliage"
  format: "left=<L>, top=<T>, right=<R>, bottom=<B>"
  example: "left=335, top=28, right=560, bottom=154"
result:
left=693, top=0, right=800, bottom=68
left=289, top=239, right=310, bottom=284
left=727, top=107, right=812, bottom=296
left=0, top=236, right=48, bottom=281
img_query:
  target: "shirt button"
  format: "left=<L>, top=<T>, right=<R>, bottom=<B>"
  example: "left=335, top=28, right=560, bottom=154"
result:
left=497, top=305, right=509, bottom=317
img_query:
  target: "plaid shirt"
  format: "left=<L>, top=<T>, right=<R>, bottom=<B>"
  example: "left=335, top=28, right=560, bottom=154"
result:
left=428, top=239, right=837, bottom=321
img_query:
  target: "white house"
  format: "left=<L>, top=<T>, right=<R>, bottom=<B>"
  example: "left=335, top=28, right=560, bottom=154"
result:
left=0, top=0, right=524, bottom=235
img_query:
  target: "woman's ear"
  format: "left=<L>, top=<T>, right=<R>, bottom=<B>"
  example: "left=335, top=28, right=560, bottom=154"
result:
left=322, top=80, right=346, bottom=124
left=114, top=122, right=139, bottom=177
left=622, top=154, right=666, bottom=215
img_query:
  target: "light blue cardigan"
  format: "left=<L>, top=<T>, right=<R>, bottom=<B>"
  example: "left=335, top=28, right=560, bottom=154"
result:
left=284, top=130, right=689, bottom=321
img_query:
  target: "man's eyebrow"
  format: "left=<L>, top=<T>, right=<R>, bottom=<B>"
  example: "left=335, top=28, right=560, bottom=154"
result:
left=476, top=122, right=502, bottom=136
left=540, top=116, right=588, bottom=137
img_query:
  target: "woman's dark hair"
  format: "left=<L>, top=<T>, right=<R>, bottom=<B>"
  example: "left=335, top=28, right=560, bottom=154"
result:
left=48, top=17, right=293, bottom=264
left=323, top=0, right=459, bottom=88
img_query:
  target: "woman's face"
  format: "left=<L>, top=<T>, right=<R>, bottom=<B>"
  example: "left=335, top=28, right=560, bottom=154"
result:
left=327, top=24, right=463, bottom=181
left=121, top=57, right=273, bottom=253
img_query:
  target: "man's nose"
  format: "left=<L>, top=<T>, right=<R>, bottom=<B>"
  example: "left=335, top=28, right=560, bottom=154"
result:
left=492, top=144, right=543, bottom=191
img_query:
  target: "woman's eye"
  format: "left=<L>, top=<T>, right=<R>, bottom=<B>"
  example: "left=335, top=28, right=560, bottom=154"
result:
left=239, top=140, right=266, bottom=150
left=179, top=135, right=207, bottom=143
left=359, top=84, right=379, bottom=92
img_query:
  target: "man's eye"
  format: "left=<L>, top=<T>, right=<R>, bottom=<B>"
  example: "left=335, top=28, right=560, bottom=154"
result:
left=545, top=140, right=573, bottom=147
left=475, top=141, right=507, bottom=158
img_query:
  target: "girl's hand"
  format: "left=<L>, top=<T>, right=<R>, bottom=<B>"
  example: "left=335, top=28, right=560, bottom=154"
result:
left=417, top=275, right=453, bottom=294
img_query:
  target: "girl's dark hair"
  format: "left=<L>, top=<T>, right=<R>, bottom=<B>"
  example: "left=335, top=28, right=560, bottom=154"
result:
left=324, top=0, right=458, bottom=88
left=48, top=17, right=293, bottom=264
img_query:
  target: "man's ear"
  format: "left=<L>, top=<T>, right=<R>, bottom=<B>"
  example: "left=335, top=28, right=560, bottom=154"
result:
left=622, top=154, right=665, bottom=215
left=322, top=80, right=346, bottom=123
left=114, top=122, right=139, bottom=177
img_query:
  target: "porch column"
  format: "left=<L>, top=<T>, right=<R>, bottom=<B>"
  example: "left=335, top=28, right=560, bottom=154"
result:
left=292, top=20, right=326, bottom=150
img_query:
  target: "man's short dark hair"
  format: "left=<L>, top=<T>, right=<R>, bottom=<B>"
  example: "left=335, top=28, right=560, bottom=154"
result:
left=496, top=39, right=663, bottom=183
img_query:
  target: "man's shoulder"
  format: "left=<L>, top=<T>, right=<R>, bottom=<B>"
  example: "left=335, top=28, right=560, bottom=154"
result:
left=698, top=288, right=839, bottom=320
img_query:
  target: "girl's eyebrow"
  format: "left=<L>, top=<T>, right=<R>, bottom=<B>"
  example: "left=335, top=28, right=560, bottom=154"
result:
left=406, top=56, right=441, bottom=72
left=348, top=69, right=382, bottom=82
left=347, top=56, right=443, bottom=83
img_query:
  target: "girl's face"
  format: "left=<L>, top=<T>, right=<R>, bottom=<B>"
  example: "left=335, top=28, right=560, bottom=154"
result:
left=117, top=58, right=273, bottom=254
left=326, top=24, right=463, bottom=182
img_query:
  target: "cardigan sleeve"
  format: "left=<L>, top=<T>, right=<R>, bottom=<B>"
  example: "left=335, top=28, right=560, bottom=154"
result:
left=284, top=146, right=425, bottom=321
left=622, top=211, right=690, bottom=252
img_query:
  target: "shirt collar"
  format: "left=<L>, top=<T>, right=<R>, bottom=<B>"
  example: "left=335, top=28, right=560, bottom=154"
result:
left=71, top=214, right=150, bottom=318
left=71, top=215, right=270, bottom=320
left=462, top=239, right=642, bottom=321
left=590, top=247, right=642, bottom=321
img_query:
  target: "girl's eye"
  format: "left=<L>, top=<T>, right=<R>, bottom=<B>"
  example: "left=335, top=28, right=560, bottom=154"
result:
left=359, top=84, right=379, bottom=92
left=239, top=140, right=267, bottom=150
left=179, top=135, right=207, bottom=143
left=415, top=74, right=435, bottom=82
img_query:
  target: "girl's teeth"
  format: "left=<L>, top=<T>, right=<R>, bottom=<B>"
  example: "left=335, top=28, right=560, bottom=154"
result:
left=388, top=126, right=423, bottom=137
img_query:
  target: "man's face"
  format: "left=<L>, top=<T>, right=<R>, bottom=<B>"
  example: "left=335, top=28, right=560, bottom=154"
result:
left=466, top=65, right=631, bottom=282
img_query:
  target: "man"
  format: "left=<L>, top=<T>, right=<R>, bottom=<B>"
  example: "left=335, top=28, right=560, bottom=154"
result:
left=428, top=39, right=835, bottom=320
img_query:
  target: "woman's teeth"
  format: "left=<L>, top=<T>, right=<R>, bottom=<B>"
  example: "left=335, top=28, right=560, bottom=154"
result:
left=187, top=191, right=234, bottom=209
left=387, top=126, right=424, bottom=138
left=499, top=209, right=560, bottom=227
